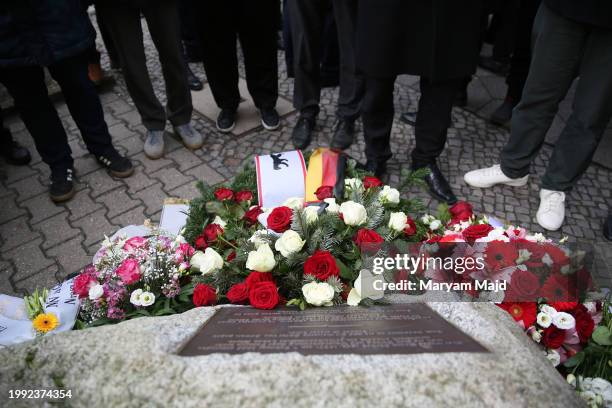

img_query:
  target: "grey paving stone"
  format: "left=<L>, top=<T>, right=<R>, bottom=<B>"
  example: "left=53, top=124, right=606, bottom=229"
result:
left=81, top=168, right=125, bottom=197
left=0, top=194, right=27, bottom=224
left=95, top=187, right=140, bottom=219
left=20, top=193, right=65, bottom=225
left=184, top=163, right=225, bottom=185
left=0, top=216, right=42, bottom=252
left=150, top=167, right=194, bottom=192
left=3, top=238, right=54, bottom=281
left=46, top=236, right=90, bottom=277
left=131, top=183, right=166, bottom=217
left=71, top=208, right=117, bottom=248
left=8, top=174, right=47, bottom=202
left=64, top=190, right=104, bottom=221
left=34, top=212, right=81, bottom=250
left=12, top=265, right=60, bottom=296
left=110, top=205, right=147, bottom=228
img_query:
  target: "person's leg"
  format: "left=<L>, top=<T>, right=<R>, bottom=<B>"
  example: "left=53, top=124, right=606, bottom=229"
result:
left=499, top=3, right=587, bottom=179
left=93, top=3, right=120, bottom=67
left=288, top=0, right=327, bottom=119
left=141, top=0, right=193, bottom=127
left=411, top=77, right=462, bottom=168
left=96, top=3, right=167, bottom=131
left=178, top=0, right=202, bottom=62
left=0, top=66, right=72, bottom=173
left=320, top=7, right=340, bottom=88
left=238, top=0, right=279, bottom=111
left=0, top=105, right=31, bottom=166
left=361, top=76, right=395, bottom=167
left=541, top=27, right=612, bottom=192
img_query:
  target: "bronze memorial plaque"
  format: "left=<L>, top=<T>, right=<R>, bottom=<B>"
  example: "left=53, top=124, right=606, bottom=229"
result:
left=179, top=304, right=488, bottom=356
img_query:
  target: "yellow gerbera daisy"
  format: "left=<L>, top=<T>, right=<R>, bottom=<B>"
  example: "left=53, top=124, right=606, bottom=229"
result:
left=32, top=313, right=59, bottom=333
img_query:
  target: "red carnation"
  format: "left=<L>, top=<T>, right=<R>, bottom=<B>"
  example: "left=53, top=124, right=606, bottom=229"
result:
left=363, top=176, right=383, bottom=189
left=193, top=283, right=217, bottom=307
left=226, top=282, right=249, bottom=304
left=73, top=272, right=97, bottom=299
left=499, top=302, right=537, bottom=327
left=403, top=217, right=417, bottom=237
left=267, top=206, right=293, bottom=233
left=194, top=234, right=208, bottom=250
left=249, top=281, right=279, bottom=309
left=573, top=304, right=595, bottom=343
left=243, top=206, right=264, bottom=226
left=462, top=224, right=494, bottom=242
left=234, top=190, right=253, bottom=202
left=304, top=250, right=340, bottom=280
left=353, top=228, right=384, bottom=251
left=204, top=223, right=224, bottom=243
left=245, top=271, right=274, bottom=289
left=542, top=326, right=566, bottom=349
left=315, top=185, right=334, bottom=200
left=214, top=187, right=234, bottom=201
left=449, top=201, right=473, bottom=223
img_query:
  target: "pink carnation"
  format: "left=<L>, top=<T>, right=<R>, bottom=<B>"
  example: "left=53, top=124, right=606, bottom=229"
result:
left=107, top=306, right=125, bottom=320
left=73, top=270, right=97, bottom=299
left=175, top=243, right=195, bottom=263
left=123, top=236, right=148, bottom=252
left=116, top=258, right=141, bottom=285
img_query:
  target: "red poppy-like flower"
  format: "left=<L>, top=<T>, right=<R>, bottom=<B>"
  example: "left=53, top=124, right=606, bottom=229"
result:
left=193, top=283, right=217, bottom=307
left=485, top=241, right=519, bottom=271
left=204, top=223, right=224, bottom=243
left=304, top=250, right=340, bottom=280
left=214, top=187, right=234, bottom=201
left=194, top=234, right=208, bottom=250
left=404, top=217, right=417, bottom=236
left=363, top=176, right=383, bottom=189
left=498, top=302, right=537, bottom=327
left=243, top=206, right=264, bottom=226
left=449, top=201, right=473, bottom=223
left=315, top=185, right=334, bottom=200
left=234, top=190, right=253, bottom=202
left=267, top=206, right=293, bottom=233
left=249, top=281, right=279, bottom=309
left=542, top=326, right=566, bottom=349
left=353, top=228, right=384, bottom=251
left=462, top=224, right=494, bottom=242
left=541, top=274, right=575, bottom=303
left=226, top=282, right=249, bottom=304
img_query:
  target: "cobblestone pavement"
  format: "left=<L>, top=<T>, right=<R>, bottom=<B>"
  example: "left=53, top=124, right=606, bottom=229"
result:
left=1, top=16, right=611, bottom=296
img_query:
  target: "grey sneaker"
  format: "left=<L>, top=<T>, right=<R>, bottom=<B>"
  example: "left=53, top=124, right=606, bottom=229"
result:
left=173, top=123, right=204, bottom=150
left=144, top=130, right=165, bottom=160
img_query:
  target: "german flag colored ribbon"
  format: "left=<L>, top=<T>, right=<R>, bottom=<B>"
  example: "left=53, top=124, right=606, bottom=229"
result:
left=304, top=148, right=346, bottom=202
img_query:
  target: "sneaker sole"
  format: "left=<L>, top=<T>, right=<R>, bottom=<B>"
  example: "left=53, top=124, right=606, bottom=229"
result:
left=261, top=119, right=280, bottom=131
left=110, top=166, right=135, bottom=178
left=465, top=176, right=529, bottom=188
left=216, top=122, right=235, bottom=133
left=50, top=187, right=76, bottom=203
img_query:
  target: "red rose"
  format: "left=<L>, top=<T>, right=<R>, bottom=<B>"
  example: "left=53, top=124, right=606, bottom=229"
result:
left=304, top=250, right=340, bottom=280
left=449, top=201, right=473, bottom=223
left=353, top=228, right=384, bottom=251
left=193, top=283, right=217, bottom=307
left=426, top=235, right=443, bottom=244
left=462, top=224, right=494, bottom=241
left=267, top=206, right=293, bottom=233
left=243, top=206, right=264, bottom=226
left=204, top=223, right=224, bottom=243
left=573, top=304, right=595, bottom=343
left=542, top=326, right=566, bottom=349
left=505, top=269, right=540, bottom=302
left=235, top=190, right=253, bottom=202
left=249, top=281, right=279, bottom=309
left=245, top=271, right=274, bottom=289
left=315, top=185, right=334, bottom=200
left=194, top=234, right=208, bottom=250
left=226, top=282, right=249, bottom=304
left=214, top=187, right=234, bottom=201
left=403, top=217, right=417, bottom=236
left=363, top=176, right=383, bottom=189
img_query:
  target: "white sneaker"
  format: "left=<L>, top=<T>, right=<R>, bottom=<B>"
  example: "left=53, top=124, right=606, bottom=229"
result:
left=464, top=164, right=529, bottom=188
left=536, top=189, right=565, bottom=231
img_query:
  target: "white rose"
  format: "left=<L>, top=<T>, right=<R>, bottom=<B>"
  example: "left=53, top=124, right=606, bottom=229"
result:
left=388, top=212, right=408, bottom=232
left=88, top=284, right=104, bottom=300
left=139, top=291, right=155, bottom=307
left=283, top=197, right=304, bottom=211
left=429, top=219, right=442, bottom=231
left=546, top=349, right=561, bottom=367
left=339, top=201, right=367, bottom=226
left=212, top=216, right=227, bottom=229
left=379, top=185, right=400, bottom=205
left=344, top=178, right=363, bottom=191
left=191, top=248, right=224, bottom=275
left=249, top=230, right=270, bottom=248
left=275, top=230, right=305, bottom=258
left=303, top=206, right=319, bottom=224
left=302, top=282, right=335, bottom=307
left=552, top=311, right=576, bottom=330
left=324, top=198, right=340, bottom=214
left=246, top=243, right=276, bottom=272
left=347, top=287, right=362, bottom=306
left=536, top=312, right=553, bottom=328
left=129, top=289, right=143, bottom=306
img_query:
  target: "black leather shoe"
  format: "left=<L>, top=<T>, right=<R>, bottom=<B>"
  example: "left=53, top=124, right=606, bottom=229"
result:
left=186, top=65, right=203, bottom=91
left=400, top=112, right=417, bottom=127
left=490, top=99, right=516, bottom=126
left=330, top=119, right=355, bottom=150
left=415, top=163, right=457, bottom=205
left=292, top=116, right=315, bottom=150
left=357, top=160, right=387, bottom=179
left=478, top=55, right=510, bottom=75
left=0, top=138, right=31, bottom=166
left=604, top=215, right=612, bottom=241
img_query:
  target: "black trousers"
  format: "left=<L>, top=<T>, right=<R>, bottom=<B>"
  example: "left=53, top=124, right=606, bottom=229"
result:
left=0, top=106, right=10, bottom=144
left=97, top=0, right=193, bottom=131
left=195, top=0, right=279, bottom=111
left=178, top=0, right=202, bottom=62
left=0, top=54, right=115, bottom=172
left=500, top=3, right=612, bottom=191
left=287, top=0, right=363, bottom=120
left=362, top=76, right=463, bottom=167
